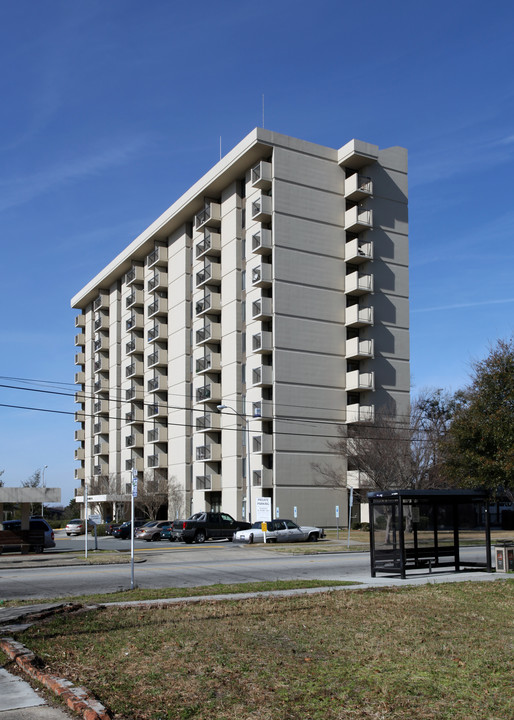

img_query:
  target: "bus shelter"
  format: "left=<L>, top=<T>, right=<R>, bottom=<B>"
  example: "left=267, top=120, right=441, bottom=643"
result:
left=368, top=489, right=492, bottom=579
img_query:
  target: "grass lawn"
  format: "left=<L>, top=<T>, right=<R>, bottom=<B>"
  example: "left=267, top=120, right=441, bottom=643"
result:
left=8, top=579, right=514, bottom=720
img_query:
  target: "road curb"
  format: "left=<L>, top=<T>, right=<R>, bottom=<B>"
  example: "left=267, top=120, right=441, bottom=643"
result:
left=0, top=637, right=111, bottom=720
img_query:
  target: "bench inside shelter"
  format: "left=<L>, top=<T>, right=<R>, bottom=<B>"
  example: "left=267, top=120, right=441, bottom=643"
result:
left=368, top=489, right=493, bottom=579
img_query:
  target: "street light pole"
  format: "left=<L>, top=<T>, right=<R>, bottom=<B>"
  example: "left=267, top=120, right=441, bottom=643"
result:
left=217, top=403, right=252, bottom=524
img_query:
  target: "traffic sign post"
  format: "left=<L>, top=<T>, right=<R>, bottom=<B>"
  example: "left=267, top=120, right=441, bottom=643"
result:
left=131, top=470, right=137, bottom=589
left=335, top=505, right=340, bottom=540
left=347, top=488, right=354, bottom=548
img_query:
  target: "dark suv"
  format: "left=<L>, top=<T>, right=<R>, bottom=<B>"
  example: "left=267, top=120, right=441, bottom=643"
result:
left=1, top=517, right=55, bottom=553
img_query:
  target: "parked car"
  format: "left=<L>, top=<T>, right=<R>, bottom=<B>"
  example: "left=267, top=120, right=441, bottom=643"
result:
left=137, top=521, right=172, bottom=541
left=161, top=519, right=186, bottom=542
left=233, top=519, right=325, bottom=544
left=65, top=518, right=96, bottom=536
left=105, top=522, right=122, bottom=536
left=1, top=517, right=55, bottom=552
left=112, top=520, right=146, bottom=539
left=181, top=512, right=252, bottom=544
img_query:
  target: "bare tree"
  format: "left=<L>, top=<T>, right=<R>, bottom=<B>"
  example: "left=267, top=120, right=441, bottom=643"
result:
left=168, top=477, right=185, bottom=519
left=136, top=469, right=168, bottom=520
left=22, top=469, right=42, bottom=514
left=0, top=469, right=4, bottom=487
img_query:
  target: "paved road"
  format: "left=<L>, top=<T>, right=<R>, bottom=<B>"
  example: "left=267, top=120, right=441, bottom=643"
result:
left=0, top=535, right=494, bottom=601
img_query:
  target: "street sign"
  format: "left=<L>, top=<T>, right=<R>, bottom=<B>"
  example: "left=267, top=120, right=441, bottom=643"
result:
left=335, top=505, right=339, bottom=518
left=255, top=497, right=272, bottom=522
left=293, top=506, right=297, bottom=518
left=276, top=506, right=280, bottom=518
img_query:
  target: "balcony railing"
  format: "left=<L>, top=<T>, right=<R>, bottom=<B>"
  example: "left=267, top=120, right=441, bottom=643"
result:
left=251, top=263, right=272, bottom=287
left=252, top=331, right=273, bottom=353
left=195, top=230, right=221, bottom=259
left=252, top=229, right=272, bottom=255
left=148, top=271, right=168, bottom=292
left=251, top=161, right=272, bottom=189
left=345, top=271, right=374, bottom=296
left=195, top=201, right=221, bottom=231
left=344, top=174, right=373, bottom=201
left=126, top=264, right=144, bottom=285
left=147, top=246, right=167, bottom=268
left=344, top=205, right=373, bottom=233
left=196, top=385, right=211, bottom=402
left=251, top=194, right=272, bottom=222
left=195, top=261, right=221, bottom=287
left=147, top=375, right=167, bottom=392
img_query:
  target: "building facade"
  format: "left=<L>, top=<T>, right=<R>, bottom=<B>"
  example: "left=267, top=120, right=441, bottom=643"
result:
left=72, top=128, right=409, bottom=527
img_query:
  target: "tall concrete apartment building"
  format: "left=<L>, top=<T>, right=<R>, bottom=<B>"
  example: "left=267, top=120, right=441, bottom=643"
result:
left=72, top=128, right=409, bottom=526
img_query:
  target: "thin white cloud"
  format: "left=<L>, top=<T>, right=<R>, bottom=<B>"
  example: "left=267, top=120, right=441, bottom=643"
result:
left=413, top=298, right=514, bottom=313
left=0, top=136, right=150, bottom=213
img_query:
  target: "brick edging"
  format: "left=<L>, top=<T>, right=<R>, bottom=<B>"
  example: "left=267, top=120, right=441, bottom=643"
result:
left=0, top=637, right=111, bottom=720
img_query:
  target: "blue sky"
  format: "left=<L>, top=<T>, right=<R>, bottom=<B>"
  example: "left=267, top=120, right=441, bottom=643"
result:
left=1, top=0, right=513, bottom=504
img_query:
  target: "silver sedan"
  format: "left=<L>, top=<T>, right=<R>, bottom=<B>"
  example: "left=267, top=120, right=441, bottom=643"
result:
left=233, top=519, right=324, bottom=544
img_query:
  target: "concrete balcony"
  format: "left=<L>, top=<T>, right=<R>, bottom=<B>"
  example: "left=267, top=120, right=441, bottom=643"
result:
left=251, top=296, right=273, bottom=320
left=195, top=351, right=221, bottom=374
left=195, top=290, right=221, bottom=317
left=195, top=230, right=221, bottom=259
left=252, top=468, right=273, bottom=488
left=251, top=262, right=272, bottom=288
left=125, top=406, right=144, bottom=424
left=148, top=270, right=168, bottom=293
left=93, top=291, right=109, bottom=312
left=125, top=336, right=144, bottom=355
left=196, top=321, right=221, bottom=346
left=251, top=160, right=272, bottom=190
left=195, top=201, right=221, bottom=231
left=195, top=412, right=221, bottom=432
left=345, top=206, right=373, bottom=233
left=93, top=313, right=109, bottom=331
left=147, top=349, right=168, bottom=369
left=338, top=139, right=378, bottom=170
left=125, top=430, right=144, bottom=448
left=147, top=451, right=168, bottom=469
left=345, top=304, right=374, bottom=327
left=251, top=365, right=273, bottom=387
left=147, top=296, right=168, bottom=319
left=75, top=315, right=85, bottom=328
left=125, top=264, right=144, bottom=286
left=346, top=337, right=374, bottom=360
left=252, top=331, right=273, bottom=354
left=74, top=428, right=85, bottom=442
left=252, top=434, right=273, bottom=454
left=251, top=194, right=273, bottom=222
left=147, top=402, right=167, bottom=419
left=147, top=323, right=168, bottom=343
left=94, top=334, right=109, bottom=352
left=74, top=467, right=85, bottom=480
left=74, top=371, right=85, bottom=385
left=346, top=403, right=375, bottom=423
left=94, top=355, right=109, bottom=372
left=147, top=373, right=168, bottom=393
left=252, top=399, right=272, bottom=419
left=74, top=333, right=85, bottom=347
left=125, top=312, right=144, bottom=331
left=75, top=352, right=85, bottom=366
left=346, top=370, right=374, bottom=392
left=195, top=473, right=222, bottom=491
left=93, top=399, right=109, bottom=415
left=147, top=245, right=168, bottom=268
left=196, top=261, right=221, bottom=288
left=125, top=358, right=144, bottom=378
left=147, top=425, right=168, bottom=443
left=74, top=447, right=85, bottom=461
left=195, top=381, right=221, bottom=404
left=251, top=228, right=272, bottom=255
left=345, top=173, right=373, bottom=201
left=93, top=418, right=109, bottom=434
left=126, top=287, right=144, bottom=309
left=195, top=443, right=221, bottom=462
left=345, top=270, right=374, bottom=296
left=345, top=238, right=373, bottom=264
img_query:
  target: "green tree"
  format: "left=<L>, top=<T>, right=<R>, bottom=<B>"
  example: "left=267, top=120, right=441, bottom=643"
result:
left=443, top=338, right=514, bottom=501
